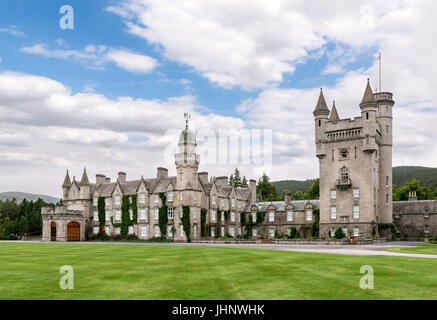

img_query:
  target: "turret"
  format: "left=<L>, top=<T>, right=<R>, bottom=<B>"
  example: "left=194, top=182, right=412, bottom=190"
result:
left=313, top=88, right=330, bottom=158
left=79, top=167, right=90, bottom=199
left=360, top=79, right=377, bottom=121
left=62, top=170, right=71, bottom=199
left=328, top=101, right=340, bottom=122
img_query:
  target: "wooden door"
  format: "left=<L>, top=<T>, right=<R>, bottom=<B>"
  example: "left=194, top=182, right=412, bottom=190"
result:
left=67, top=222, right=80, bottom=241
left=50, top=222, right=56, bottom=241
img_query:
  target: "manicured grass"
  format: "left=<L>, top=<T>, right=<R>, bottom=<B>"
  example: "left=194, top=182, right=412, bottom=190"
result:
left=386, top=243, right=437, bottom=255
left=1, top=242, right=437, bottom=300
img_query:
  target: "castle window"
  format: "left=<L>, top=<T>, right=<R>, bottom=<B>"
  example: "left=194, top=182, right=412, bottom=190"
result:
left=354, top=146, right=357, bottom=158
left=93, top=197, right=98, bottom=206
left=330, top=190, right=336, bottom=201
left=105, top=210, right=110, bottom=221
left=211, top=210, right=216, bottom=222
left=287, top=211, right=293, bottom=221
left=353, top=188, right=360, bottom=200
left=386, top=194, right=389, bottom=204
left=155, top=195, right=159, bottom=203
left=230, top=226, right=235, bottom=237
left=93, top=211, right=98, bottom=221
left=231, top=211, right=235, bottom=222
left=332, top=149, right=334, bottom=161
left=221, top=213, right=224, bottom=222
left=212, top=195, right=216, bottom=205
left=168, top=207, right=174, bottom=219
left=167, top=226, right=173, bottom=238
left=211, top=227, right=215, bottom=237
left=140, top=226, right=148, bottom=237
left=269, top=228, right=275, bottom=238
left=115, top=210, right=121, bottom=222
left=154, top=226, right=160, bottom=237
left=353, top=227, right=359, bottom=237
left=115, top=227, right=120, bottom=235
left=231, top=198, right=235, bottom=207
left=330, top=206, right=337, bottom=219
left=192, top=207, right=197, bottom=220
left=180, top=192, right=183, bottom=201
left=168, top=192, right=173, bottom=202
left=128, top=226, right=134, bottom=235
left=251, top=212, right=257, bottom=223
left=139, top=209, right=146, bottom=221
left=342, top=227, right=348, bottom=236
left=386, top=125, right=389, bottom=134
left=193, top=225, right=197, bottom=238
left=306, top=210, right=313, bottom=221
left=154, top=208, right=159, bottom=220
left=139, top=193, right=146, bottom=204
left=386, top=176, right=389, bottom=187
left=318, top=120, right=321, bottom=127
left=194, top=192, right=197, bottom=201
left=253, top=229, right=257, bottom=237
left=366, top=112, right=369, bottom=120
left=115, top=195, right=120, bottom=205
left=221, top=226, right=225, bottom=236
left=181, top=226, right=185, bottom=238
left=105, top=226, right=110, bottom=235
left=93, top=227, right=99, bottom=234
left=269, top=211, right=275, bottom=222
left=353, top=206, right=360, bottom=219
left=105, top=197, right=110, bottom=206
left=425, top=225, right=430, bottom=234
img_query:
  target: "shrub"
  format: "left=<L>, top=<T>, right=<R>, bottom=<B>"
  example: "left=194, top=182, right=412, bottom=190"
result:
left=334, top=228, right=346, bottom=239
left=287, top=227, right=297, bottom=239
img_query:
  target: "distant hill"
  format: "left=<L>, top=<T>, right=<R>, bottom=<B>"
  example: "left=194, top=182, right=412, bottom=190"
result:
left=392, top=166, right=437, bottom=189
left=272, top=166, right=437, bottom=195
left=0, top=192, right=60, bottom=204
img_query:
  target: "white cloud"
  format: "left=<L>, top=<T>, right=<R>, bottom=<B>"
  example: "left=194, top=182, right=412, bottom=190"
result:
left=0, top=25, right=25, bottom=37
left=106, top=48, right=158, bottom=74
left=20, top=44, right=158, bottom=74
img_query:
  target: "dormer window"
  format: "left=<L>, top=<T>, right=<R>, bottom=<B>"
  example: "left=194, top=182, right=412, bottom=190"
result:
left=139, top=193, right=146, bottom=204
left=231, top=198, right=235, bottom=207
left=93, top=197, right=98, bottom=206
left=115, top=195, right=120, bottom=205
left=212, top=195, right=216, bottom=205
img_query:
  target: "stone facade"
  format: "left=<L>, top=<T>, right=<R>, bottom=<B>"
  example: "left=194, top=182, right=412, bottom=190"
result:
left=314, top=80, right=395, bottom=238
left=41, top=80, right=436, bottom=242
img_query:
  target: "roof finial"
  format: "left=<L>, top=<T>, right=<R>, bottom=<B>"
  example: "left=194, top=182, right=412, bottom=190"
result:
left=184, top=112, right=191, bottom=129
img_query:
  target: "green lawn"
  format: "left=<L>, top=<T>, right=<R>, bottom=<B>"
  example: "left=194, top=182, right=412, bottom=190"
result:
left=1, top=242, right=437, bottom=300
left=386, top=243, right=437, bottom=255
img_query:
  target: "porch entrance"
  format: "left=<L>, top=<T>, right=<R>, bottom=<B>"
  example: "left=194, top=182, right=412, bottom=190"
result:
left=67, top=222, right=80, bottom=241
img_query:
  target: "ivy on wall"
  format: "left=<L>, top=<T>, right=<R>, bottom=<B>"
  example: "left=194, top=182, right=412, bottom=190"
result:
left=182, top=205, right=191, bottom=242
left=200, top=209, right=207, bottom=237
left=97, top=197, right=105, bottom=231
left=240, top=212, right=246, bottom=226
left=215, top=209, right=222, bottom=238
left=158, top=193, right=168, bottom=238
left=311, top=209, right=320, bottom=237
left=243, top=212, right=266, bottom=237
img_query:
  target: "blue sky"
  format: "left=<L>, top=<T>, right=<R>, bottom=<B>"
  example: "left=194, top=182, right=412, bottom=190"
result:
left=0, top=0, right=436, bottom=196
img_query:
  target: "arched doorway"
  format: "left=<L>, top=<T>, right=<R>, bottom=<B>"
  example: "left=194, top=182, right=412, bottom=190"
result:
left=67, top=222, right=80, bottom=241
left=50, top=222, right=56, bottom=241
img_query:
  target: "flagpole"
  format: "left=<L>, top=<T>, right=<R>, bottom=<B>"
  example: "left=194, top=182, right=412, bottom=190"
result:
left=378, top=52, right=382, bottom=92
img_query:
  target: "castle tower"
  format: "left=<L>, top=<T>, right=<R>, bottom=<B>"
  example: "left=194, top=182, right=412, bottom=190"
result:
left=315, top=80, right=394, bottom=239
left=62, top=170, right=71, bottom=200
left=375, top=90, right=395, bottom=224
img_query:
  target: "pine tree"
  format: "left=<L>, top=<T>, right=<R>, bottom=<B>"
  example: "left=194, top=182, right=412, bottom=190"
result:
left=233, top=168, right=242, bottom=188
left=229, top=174, right=234, bottom=187
left=241, top=176, right=248, bottom=188
left=257, top=172, right=276, bottom=201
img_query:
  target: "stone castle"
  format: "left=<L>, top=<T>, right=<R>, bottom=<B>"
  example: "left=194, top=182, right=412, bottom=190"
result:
left=42, top=81, right=436, bottom=241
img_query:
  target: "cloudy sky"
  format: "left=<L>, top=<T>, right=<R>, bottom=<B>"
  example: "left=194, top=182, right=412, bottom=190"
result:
left=0, top=0, right=436, bottom=197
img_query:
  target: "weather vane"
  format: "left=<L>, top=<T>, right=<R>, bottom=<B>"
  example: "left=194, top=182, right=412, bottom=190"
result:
left=184, top=112, right=191, bottom=129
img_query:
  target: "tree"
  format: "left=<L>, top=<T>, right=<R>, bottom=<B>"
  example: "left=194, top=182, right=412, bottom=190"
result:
left=304, top=178, right=320, bottom=200
left=241, top=176, right=248, bottom=188
left=257, top=172, right=276, bottom=201
left=228, top=174, right=234, bottom=187
left=233, top=168, right=242, bottom=187
left=293, top=191, right=304, bottom=200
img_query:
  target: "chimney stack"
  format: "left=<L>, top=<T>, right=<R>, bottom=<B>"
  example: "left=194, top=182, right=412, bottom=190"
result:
left=96, top=174, right=105, bottom=186
left=249, top=179, right=257, bottom=203
left=157, top=167, right=168, bottom=179
left=198, top=172, right=209, bottom=184
left=215, top=176, right=228, bottom=186
left=118, top=172, right=126, bottom=183
left=105, top=177, right=111, bottom=183
left=284, top=192, right=291, bottom=204
left=408, top=191, right=417, bottom=201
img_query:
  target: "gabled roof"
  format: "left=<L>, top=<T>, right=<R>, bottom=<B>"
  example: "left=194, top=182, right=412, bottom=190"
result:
left=216, top=184, right=232, bottom=197
left=151, top=176, right=177, bottom=193
left=236, top=188, right=251, bottom=200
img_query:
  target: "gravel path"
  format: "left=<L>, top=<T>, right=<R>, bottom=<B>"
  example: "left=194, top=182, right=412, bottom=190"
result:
left=2, top=240, right=436, bottom=259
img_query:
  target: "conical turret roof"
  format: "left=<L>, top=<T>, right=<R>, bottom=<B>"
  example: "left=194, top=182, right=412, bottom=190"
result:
left=80, top=167, right=90, bottom=185
left=360, top=79, right=376, bottom=106
left=62, top=170, right=71, bottom=188
left=313, top=88, right=330, bottom=116
left=329, top=101, right=340, bottom=121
